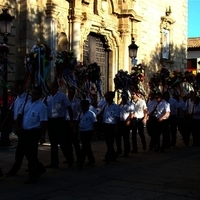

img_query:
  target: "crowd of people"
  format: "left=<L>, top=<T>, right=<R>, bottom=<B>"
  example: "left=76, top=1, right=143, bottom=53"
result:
left=2, top=79, right=200, bottom=184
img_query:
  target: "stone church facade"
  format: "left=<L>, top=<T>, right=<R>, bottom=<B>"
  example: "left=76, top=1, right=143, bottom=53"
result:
left=0, top=0, right=187, bottom=93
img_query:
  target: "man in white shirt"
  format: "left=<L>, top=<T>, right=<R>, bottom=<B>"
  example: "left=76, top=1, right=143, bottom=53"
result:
left=45, top=81, right=74, bottom=168
left=185, top=91, right=195, bottom=145
left=164, top=91, right=179, bottom=147
left=130, top=91, right=148, bottom=153
left=116, top=94, right=133, bottom=156
left=6, top=80, right=30, bottom=177
left=66, top=87, right=82, bottom=165
left=78, top=100, right=97, bottom=167
left=154, top=92, right=170, bottom=152
left=16, top=86, right=47, bottom=184
left=146, top=92, right=158, bottom=150
left=191, top=96, right=200, bottom=146
left=98, top=91, right=120, bottom=163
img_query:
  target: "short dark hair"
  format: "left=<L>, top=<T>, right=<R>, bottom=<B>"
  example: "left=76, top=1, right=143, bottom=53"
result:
left=15, top=79, right=24, bottom=86
left=155, top=92, right=162, bottom=97
left=68, top=87, right=76, bottom=92
left=32, top=86, right=43, bottom=95
left=51, top=81, right=59, bottom=88
left=81, top=99, right=90, bottom=107
left=105, top=91, right=115, bottom=99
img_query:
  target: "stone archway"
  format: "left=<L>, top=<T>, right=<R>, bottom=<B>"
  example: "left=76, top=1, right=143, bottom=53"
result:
left=83, top=32, right=110, bottom=95
left=57, top=32, right=68, bottom=51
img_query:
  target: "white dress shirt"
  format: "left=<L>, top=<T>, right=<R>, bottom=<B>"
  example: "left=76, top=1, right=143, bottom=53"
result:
left=102, top=102, right=120, bottom=124
left=119, top=102, right=134, bottom=121
left=46, top=92, right=71, bottom=118
left=12, top=92, right=30, bottom=121
left=66, top=97, right=81, bottom=120
left=132, top=98, right=147, bottom=118
left=155, top=100, right=170, bottom=119
left=19, top=99, right=48, bottom=130
left=79, top=110, right=97, bottom=131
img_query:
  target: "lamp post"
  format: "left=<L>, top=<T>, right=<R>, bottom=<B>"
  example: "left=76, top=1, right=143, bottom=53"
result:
left=0, top=8, right=14, bottom=146
left=128, top=37, right=139, bottom=70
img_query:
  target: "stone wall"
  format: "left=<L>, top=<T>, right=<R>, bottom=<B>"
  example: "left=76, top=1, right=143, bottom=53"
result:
left=0, top=0, right=187, bottom=94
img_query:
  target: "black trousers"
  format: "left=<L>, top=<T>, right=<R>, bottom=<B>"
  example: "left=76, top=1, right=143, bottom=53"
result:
left=8, top=133, right=24, bottom=174
left=146, top=116, right=157, bottom=149
left=177, top=118, right=188, bottom=145
left=116, top=121, right=130, bottom=155
left=155, top=119, right=170, bottom=150
left=184, top=114, right=192, bottom=145
left=169, top=115, right=177, bottom=146
left=22, top=128, right=45, bottom=181
left=48, top=117, right=73, bottom=166
left=80, top=130, right=95, bottom=164
left=66, top=120, right=82, bottom=164
left=103, top=123, right=117, bottom=162
left=191, top=119, right=200, bottom=146
left=131, top=118, right=146, bottom=151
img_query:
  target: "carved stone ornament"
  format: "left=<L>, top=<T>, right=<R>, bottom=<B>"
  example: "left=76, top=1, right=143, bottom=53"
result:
left=97, top=18, right=107, bottom=34
left=82, top=0, right=90, bottom=4
left=101, top=0, right=108, bottom=13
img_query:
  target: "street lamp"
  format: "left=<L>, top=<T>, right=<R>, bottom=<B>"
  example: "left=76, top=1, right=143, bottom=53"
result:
left=0, top=8, right=14, bottom=146
left=128, top=37, right=139, bottom=69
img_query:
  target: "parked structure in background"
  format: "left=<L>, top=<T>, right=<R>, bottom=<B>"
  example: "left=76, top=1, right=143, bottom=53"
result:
left=0, top=0, right=187, bottom=94
left=187, top=37, right=200, bottom=75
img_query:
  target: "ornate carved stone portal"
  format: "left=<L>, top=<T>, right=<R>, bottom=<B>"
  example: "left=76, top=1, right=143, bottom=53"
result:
left=83, top=33, right=110, bottom=94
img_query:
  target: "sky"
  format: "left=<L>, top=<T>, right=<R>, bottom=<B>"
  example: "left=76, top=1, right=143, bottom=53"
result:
left=188, top=0, right=200, bottom=37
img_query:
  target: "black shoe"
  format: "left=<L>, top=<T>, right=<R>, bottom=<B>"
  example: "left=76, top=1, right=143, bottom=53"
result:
left=115, top=150, right=122, bottom=156
left=103, top=159, right=109, bottom=164
left=160, top=149, right=165, bottom=153
left=5, top=171, right=17, bottom=177
left=68, top=162, right=73, bottom=168
left=77, top=164, right=83, bottom=169
left=122, top=154, right=129, bottom=157
left=86, top=161, right=95, bottom=166
left=154, top=147, right=160, bottom=152
left=143, top=145, right=146, bottom=151
left=45, top=164, right=58, bottom=169
left=131, top=150, right=138, bottom=153
left=38, top=167, right=46, bottom=175
left=24, top=179, right=37, bottom=184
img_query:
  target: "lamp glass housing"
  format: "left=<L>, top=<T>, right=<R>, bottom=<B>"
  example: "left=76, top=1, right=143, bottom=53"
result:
left=128, top=42, right=138, bottom=58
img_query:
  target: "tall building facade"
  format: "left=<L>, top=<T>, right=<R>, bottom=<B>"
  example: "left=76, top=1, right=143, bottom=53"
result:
left=0, top=0, right=188, bottom=93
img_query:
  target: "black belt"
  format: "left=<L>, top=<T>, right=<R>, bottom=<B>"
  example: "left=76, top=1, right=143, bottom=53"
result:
left=48, top=117, right=65, bottom=120
left=133, top=117, right=143, bottom=121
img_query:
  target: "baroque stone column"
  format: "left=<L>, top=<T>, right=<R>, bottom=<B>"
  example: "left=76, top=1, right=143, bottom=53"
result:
left=119, top=30, right=131, bottom=72
left=72, top=9, right=82, bottom=61
left=45, top=2, right=59, bottom=81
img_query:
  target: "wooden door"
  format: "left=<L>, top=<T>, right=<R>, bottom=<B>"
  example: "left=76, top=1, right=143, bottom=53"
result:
left=83, top=33, right=109, bottom=96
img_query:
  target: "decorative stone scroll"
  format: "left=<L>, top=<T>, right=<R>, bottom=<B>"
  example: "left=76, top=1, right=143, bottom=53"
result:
left=160, top=6, right=175, bottom=62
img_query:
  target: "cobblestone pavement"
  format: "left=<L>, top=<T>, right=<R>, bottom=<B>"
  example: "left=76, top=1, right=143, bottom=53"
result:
left=0, top=131, right=200, bottom=200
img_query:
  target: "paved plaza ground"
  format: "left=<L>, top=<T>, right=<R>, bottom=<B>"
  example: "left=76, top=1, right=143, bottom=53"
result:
left=0, top=130, right=200, bottom=200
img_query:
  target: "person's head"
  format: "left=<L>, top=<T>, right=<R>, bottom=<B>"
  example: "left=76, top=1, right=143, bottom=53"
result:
left=121, top=93, right=128, bottom=103
left=172, top=92, right=179, bottom=101
left=68, top=87, right=76, bottom=98
left=148, top=91, right=155, bottom=100
left=80, top=99, right=90, bottom=113
left=194, top=96, right=200, bottom=105
left=131, top=90, right=139, bottom=100
left=163, top=91, right=170, bottom=102
left=155, top=92, right=163, bottom=103
left=15, top=79, right=25, bottom=95
left=189, top=90, right=195, bottom=100
left=50, top=81, right=59, bottom=95
left=31, top=86, right=43, bottom=102
left=105, top=91, right=115, bottom=103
